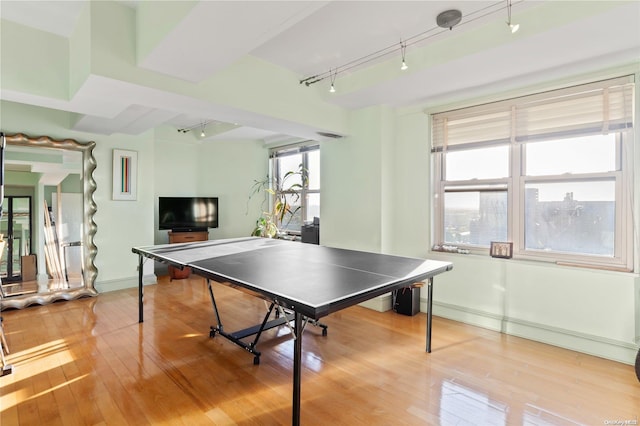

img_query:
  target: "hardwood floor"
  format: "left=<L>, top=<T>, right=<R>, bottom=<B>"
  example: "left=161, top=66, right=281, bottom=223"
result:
left=1, top=275, right=638, bottom=425
left=1, top=276, right=84, bottom=297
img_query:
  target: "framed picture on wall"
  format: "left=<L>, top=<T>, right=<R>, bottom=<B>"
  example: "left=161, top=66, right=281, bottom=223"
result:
left=490, top=241, right=513, bottom=259
left=112, top=149, right=137, bottom=201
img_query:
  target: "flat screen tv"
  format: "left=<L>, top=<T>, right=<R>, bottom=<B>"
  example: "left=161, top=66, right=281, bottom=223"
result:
left=158, top=196, right=218, bottom=231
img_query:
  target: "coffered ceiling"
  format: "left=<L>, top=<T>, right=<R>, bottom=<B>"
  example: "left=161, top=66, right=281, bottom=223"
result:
left=1, top=1, right=638, bottom=143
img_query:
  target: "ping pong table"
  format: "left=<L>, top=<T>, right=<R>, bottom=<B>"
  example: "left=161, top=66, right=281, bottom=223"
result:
left=133, top=237, right=452, bottom=425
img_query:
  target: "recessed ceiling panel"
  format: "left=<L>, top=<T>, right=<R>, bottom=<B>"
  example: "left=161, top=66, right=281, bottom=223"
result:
left=138, top=1, right=328, bottom=82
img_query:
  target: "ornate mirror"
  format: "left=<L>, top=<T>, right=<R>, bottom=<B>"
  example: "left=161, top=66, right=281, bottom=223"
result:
left=0, top=133, right=97, bottom=309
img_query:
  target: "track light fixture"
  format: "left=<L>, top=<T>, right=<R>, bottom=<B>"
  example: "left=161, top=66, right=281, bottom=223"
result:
left=506, top=0, right=519, bottom=33
left=400, top=41, right=408, bottom=70
left=300, top=2, right=523, bottom=89
left=329, top=69, right=337, bottom=93
left=177, top=120, right=216, bottom=135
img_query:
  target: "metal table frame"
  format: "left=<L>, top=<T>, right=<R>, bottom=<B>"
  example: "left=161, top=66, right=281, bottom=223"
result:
left=206, top=278, right=327, bottom=365
left=134, top=241, right=451, bottom=426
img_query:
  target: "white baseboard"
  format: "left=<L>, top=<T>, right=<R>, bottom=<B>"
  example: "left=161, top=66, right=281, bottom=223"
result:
left=95, top=274, right=157, bottom=293
left=429, top=299, right=638, bottom=366
left=358, top=293, right=393, bottom=312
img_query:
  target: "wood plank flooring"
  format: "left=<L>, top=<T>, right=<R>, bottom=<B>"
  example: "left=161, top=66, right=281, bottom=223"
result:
left=1, top=275, right=638, bottom=425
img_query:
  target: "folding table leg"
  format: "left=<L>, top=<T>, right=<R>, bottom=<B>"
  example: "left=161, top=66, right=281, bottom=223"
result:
left=207, top=279, right=223, bottom=333
left=426, top=277, right=434, bottom=353
left=292, top=312, right=303, bottom=426
left=138, top=254, right=144, bottom=323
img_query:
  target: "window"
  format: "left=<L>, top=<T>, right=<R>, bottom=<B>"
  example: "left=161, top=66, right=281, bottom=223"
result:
left=271, top=143, right=320, bottom=233
left=432, top=76, right=634, bottom=270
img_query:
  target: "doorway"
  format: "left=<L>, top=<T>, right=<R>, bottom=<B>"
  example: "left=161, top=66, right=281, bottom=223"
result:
left=0, top=196, right=32, bottom=282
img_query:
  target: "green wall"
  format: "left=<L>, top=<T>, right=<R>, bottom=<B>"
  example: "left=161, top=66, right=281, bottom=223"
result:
left=319, top=64, right=639, bottom=365
left=152, top=128, right=268, bottom=245
left=1, top=100, right=268, bottom=290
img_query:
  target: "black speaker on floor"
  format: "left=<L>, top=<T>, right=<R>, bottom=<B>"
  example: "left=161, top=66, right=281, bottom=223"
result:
left=393, top=286, right=420, bottom=316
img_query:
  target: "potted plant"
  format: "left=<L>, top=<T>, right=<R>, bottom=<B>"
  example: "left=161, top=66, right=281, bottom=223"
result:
left=247, top=164, right=308, bottom=238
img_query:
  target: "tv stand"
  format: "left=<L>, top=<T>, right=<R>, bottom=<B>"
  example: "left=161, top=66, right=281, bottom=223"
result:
left=168, top=230, right=208, bottom=280
left=171, top=227, right=208, bottom=233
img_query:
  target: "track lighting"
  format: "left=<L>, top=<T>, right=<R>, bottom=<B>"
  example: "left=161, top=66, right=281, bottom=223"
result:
left=329, top=69, right=337, bottom=93
left=507, top=0, right=519, bottom=33
left=177, top=120, right=216, bottom=135
left=300, top=2, right=519, bottom=89
left=300, top=8, right=466, bottom=88
left=400, top=41, right=408, bottom=70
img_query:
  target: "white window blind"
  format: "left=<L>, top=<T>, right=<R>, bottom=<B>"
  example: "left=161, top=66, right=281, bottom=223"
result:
left=432, top=75, right=634, bottom=150
left=269, top=140, right=318, bottom=158
left=432, top=108, right=512, bottom=150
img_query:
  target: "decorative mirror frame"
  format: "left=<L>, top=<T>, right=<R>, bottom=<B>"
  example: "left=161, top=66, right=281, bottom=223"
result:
left=1, top=133, right=98, bottom=309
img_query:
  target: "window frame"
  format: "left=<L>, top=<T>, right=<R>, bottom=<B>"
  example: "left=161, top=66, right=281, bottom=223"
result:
left=270, top=143, right=320, bottom=235
left=431, top=77, right=635, bottom=271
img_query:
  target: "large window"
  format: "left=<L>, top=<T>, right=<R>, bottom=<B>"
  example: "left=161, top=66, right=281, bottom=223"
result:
left=432, top=76, right=634, bottom=270
left=271, top=143, right=320, bottom=233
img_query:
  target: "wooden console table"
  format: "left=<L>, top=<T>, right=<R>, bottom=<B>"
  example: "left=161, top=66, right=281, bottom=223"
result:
left=168, top=231, right=208, bottom=280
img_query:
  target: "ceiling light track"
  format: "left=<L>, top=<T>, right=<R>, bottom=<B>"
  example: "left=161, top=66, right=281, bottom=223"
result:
left=506, top=0, right=520, bottom=33
left=177, top=119, right=216, bottom=135
left=299, top=0, right=523, bottom=89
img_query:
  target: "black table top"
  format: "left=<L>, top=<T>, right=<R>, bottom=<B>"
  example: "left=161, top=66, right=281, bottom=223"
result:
left=133, top=237, right=453, bottom=319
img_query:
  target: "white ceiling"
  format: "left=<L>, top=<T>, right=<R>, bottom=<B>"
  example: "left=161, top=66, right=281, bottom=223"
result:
left=1, top=0, right=639, bottom=143
left=4, top=144, right=82, bottom=186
